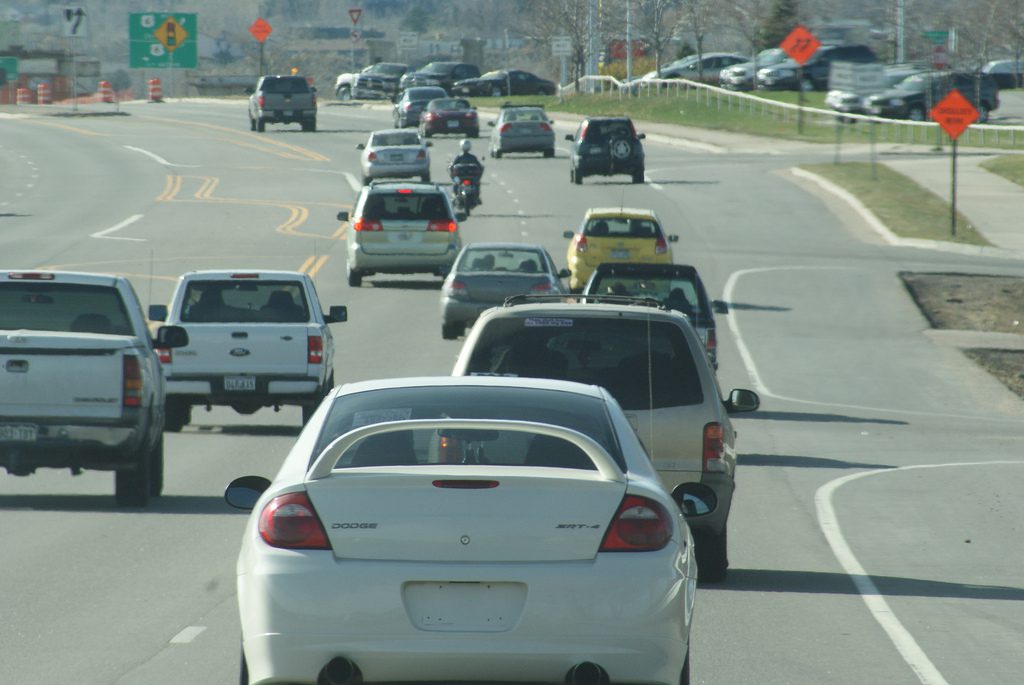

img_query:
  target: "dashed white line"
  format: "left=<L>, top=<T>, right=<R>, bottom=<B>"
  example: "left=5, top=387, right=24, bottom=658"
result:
left=169, top=626, right=207, bottom=644
left=343, top=172, right=362, bottom=194
left=91, top=214, right=145, bottom=241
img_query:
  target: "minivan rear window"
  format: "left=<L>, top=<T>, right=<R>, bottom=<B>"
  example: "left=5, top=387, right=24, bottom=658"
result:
left=464, top=316, right=704, bottom=409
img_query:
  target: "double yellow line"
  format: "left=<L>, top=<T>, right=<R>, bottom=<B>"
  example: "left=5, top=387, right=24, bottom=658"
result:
left=298, top=254, right=330, bottom=278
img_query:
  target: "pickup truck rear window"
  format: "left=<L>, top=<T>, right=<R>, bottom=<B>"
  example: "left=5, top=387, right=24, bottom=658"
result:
left=0, top=283, right=133, bottom=334
left=180, top=280, right=309, bottom=323
left=260, top=77, right=310, bottom=94
left=464, top=316, right=704, bottom=410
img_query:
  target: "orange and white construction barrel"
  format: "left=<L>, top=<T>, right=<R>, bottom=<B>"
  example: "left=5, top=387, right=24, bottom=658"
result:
left=36, top=82, right=51, bottom=105
left=148, top=78, right=163, bottom=102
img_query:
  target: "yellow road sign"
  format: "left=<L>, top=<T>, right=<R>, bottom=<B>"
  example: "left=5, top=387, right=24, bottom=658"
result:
left=154, top=17, right=188, bottom=53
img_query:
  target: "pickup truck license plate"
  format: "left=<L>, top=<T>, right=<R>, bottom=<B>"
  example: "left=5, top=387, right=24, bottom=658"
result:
left=611, top=249, right=630, bottom=259
left=225, top=375, right=256, bottom=391
left=282, top=110, right=293, bottom=116
left=0, top=423, right=38, bottom=442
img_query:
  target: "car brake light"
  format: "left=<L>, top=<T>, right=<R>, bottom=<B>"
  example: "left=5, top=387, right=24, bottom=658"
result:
left=432, top=480, right=499, bottom=489
left=258, top=95, right=265, bottom=108
left=123, top=355, right=142, bottom=408
left=423, top=112, right=435, bottom=120
left=706, top=328, right=717, bottom=354
left=416, top=149, right=426, bottom=159
left=258, top=492, right=331, bottom=550
left=307, top=335, right=323, bottom=364
left=462, top=179, right=472, bottom=186
left=465, top=111, right=476, bottom=119
left=396, top=188, right=413, bottom=194
left=156, top=347, right=172, bottom=364
left=654, top=236, right=668, bottom=254
left=8, top=272, right=55, bottom=280
left=428, top=219, right=457, bottom=232
left=231, top=273, right=260, bottom=279
left=580, top=121, right=589, bottom=139
left=530, top=280, right=555, bottom=293
left=574, top=234, right=588, bottom=253
left=500, top=123, right=511, bottom=133
left=599, top=495, right=672, bottom=552
left=403, top=102, right=413, bottom=111
left=352, top=218, right=383, bottom=232
left=445, top=279, right=467, bottom=296
left=367, top=151, right=378, bottom=161
left=703, top=422, right=726, bottom=473
left=539, top=122, right=552, bottom=132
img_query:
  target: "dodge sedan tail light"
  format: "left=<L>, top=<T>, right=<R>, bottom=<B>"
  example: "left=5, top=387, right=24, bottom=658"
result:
left=600, top=495, right=672, bottom=552
left=258, top=492, right=331, bottom=550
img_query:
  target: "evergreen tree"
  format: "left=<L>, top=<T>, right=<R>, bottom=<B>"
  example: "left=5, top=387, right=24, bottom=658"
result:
left=759, top=0, right=800, bottom=48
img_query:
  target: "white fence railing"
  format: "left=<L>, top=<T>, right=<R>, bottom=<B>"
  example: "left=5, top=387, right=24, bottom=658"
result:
left=559, top=75, right=1024, bottom=149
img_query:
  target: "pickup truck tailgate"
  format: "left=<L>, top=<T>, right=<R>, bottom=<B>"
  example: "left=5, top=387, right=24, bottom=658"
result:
left=0, top=331, right=132, bottom=419
left=172, top=324, right=311, bottom=375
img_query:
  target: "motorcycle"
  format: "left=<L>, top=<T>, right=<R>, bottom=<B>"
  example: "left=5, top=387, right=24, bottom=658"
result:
left=449, top=162, right=483, bottom=216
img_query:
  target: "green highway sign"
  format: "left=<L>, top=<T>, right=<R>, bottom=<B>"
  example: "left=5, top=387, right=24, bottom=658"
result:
left=922, top=30, right=949, bottom=46
left=129, top=13, right=197, bottom=68
left=0, top=56, right=18, bottom=84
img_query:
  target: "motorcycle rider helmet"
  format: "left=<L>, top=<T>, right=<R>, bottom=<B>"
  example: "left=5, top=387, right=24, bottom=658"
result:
left=460, top=139, right=472, bottom=153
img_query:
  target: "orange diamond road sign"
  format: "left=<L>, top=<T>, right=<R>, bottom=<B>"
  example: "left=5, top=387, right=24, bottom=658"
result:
left=249, top=17, right=272, bottom=43
left=154, top=16, right=187, bottom=53
left=780, top=25, right=821, bottom=66
left=931, top=89, right=979, bottom=140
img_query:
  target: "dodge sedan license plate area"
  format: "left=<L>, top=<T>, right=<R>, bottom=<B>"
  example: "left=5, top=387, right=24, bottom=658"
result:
left=402, top=581, right=526, bottom=632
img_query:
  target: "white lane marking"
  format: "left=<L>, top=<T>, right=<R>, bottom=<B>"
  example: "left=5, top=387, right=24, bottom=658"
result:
left=343, top=172, right=363, bottom=194
left=724, top=266, right=1022, bottom=422
left=169, top=626, right=207, bottom=644
left=816, top=461, right=1023, bottom=685
left=645, top=173, right=663, bottom=192
left=91, top=214, right=145, bottom=241
left=123, top=145, right=200, bottom=168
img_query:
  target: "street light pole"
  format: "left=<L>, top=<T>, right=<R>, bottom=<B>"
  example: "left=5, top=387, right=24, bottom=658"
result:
left=625, top=0, right=632, bottom=83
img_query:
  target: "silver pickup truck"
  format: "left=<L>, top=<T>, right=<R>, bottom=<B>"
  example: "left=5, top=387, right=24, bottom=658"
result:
left=246, top=75, right=318, bottom=132
left=149, top=270, right=347, bottom=429
left=0, top=271, right=189, bottom=507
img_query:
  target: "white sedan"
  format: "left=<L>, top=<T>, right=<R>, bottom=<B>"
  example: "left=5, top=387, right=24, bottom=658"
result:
left=356, top=128, right=432, bottom=186
left=226, top=376, right=716, bottom=685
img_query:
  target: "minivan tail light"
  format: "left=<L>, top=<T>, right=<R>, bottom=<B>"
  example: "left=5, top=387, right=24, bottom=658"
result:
left=258, top=492, right=331, bottom=550
left=352, top=218, right=383, bottom=232
left=706, top=328, right=717, bottom=355
left=307, top=335, right=323, bottom=364
left=703, top=422, right=726, bottom=473
left=427, top=219, right=457, bottom=232
left=654, top=236, right=668, bottom=254
left=600, top=495, right=672, bottom=551
left=122, top=356, right=142, bottom=408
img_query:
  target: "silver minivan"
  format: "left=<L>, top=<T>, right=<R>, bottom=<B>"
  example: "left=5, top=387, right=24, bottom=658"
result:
left=452, top=297, right=759, bottom=581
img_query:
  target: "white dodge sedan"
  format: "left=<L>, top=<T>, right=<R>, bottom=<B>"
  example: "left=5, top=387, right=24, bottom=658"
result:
left=226, top=376, right=714, bottom=685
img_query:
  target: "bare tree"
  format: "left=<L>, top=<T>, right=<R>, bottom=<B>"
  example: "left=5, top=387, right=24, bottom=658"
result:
left=633, top=0, right=683, bottom=76
left=678, top=0, right=719, bottom=80
left=729, top=0, right=774, bottom=68
left=525, top=0, right=591, bottom=82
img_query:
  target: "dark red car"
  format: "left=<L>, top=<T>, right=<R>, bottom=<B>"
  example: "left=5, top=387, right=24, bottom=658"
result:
left=418, top=97, right=479, bottom=138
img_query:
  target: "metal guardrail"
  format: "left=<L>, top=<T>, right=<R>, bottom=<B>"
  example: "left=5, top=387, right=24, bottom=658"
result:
left=558, top=75, right=1024, bottom=149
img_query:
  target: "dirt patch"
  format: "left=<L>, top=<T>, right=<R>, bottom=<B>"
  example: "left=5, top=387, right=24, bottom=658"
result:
left=901, top=272, right=1024, bottom=399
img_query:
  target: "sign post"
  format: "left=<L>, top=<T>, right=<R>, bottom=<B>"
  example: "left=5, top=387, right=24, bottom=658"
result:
left=780, top=25, right=821, bottom=134
left=249, top=18, right=272, bottom=76
left=552, top=36, right=572, bottom=98
left=63, top=7, right=87, bottom=110
left=931, top=89, right=979, bottom=237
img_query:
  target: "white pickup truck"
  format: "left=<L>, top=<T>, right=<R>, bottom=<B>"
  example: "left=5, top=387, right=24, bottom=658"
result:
left=149, top=270, right=347, bottom=429
left=0, top=271, right=189, bottom=506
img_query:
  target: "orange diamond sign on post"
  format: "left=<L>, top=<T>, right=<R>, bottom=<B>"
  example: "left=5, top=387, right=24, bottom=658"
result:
left=930, top=89, right=979, bottom=141
left=780, top=25, right=821, bottom=65
left=249, top=17, right=272, bottom=43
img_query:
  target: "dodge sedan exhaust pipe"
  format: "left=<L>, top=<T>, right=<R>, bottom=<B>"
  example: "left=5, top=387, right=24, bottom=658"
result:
left=567, top=661, right=609, bottom=685
left=318, top=657, right=361, bottom=685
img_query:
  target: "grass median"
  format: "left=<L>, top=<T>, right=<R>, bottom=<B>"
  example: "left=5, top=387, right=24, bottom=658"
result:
left=979, top=154, right=1024, bottom=185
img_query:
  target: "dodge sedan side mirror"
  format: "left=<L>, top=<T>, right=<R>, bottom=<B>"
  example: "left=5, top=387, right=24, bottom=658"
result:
left=224, top=475, right=271, bottom=511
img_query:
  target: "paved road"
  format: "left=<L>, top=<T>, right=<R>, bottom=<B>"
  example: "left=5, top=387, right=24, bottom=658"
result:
left=1, top=100, right=1023, bottom=685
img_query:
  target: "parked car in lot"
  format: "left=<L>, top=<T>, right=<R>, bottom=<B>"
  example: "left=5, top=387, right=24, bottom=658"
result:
left=247, top=74, right=317, bottom=132
left=488, top=104, right=556, bottom=158
left=335, top=62, right=407, bottom=100
left=563, top=207, right=677, bottom=291
left=582, top=262, right=726, bottom=369
left=0, top=270, right=189, bottom=507
left=719, top=48, right=787, bottom=90
left=982, top=59, right=1023, bottom=89
left=149, top=270, right=347, bottom=428
left=226, top=375, right=714, bottom=685
left=418, top=97, right=479, bottom=138
left=356, top=129, right=431, bottom=185
left=825, top=63, right=926, bottom=116
left=566, top=116, right=646, bottom=184
left=339, top=180, right=465, bottom=287
left=628, top=52, right=747, bottom=92
left=863, top=71, right=1000, bottom=122
left=451, top=69, right=557, bottom=97
left=440, top=242, right=569, bottom=339
left=400, top=61, right=481, bottom=92
left=757, top=44, right=878, bottom=91
left=452, top=298, right=760, bottom=581
left=393, top=86, right=448, bottom=128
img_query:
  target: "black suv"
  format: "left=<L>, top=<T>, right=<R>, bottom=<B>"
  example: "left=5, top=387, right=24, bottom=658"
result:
left=400, top=62, right=481, bottom=92
left=565, top=116, right=646, bottom=184
left=758, top=44, right=878, bottom=91
left=864, top=71, right=1000, bottom=123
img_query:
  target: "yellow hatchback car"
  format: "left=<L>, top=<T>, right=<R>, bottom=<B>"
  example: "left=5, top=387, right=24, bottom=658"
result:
left=563, top=208, right=678, bottom=291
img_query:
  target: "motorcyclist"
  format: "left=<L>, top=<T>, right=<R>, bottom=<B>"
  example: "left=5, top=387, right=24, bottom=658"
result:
left=448, top=139, right=484, bottom=205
